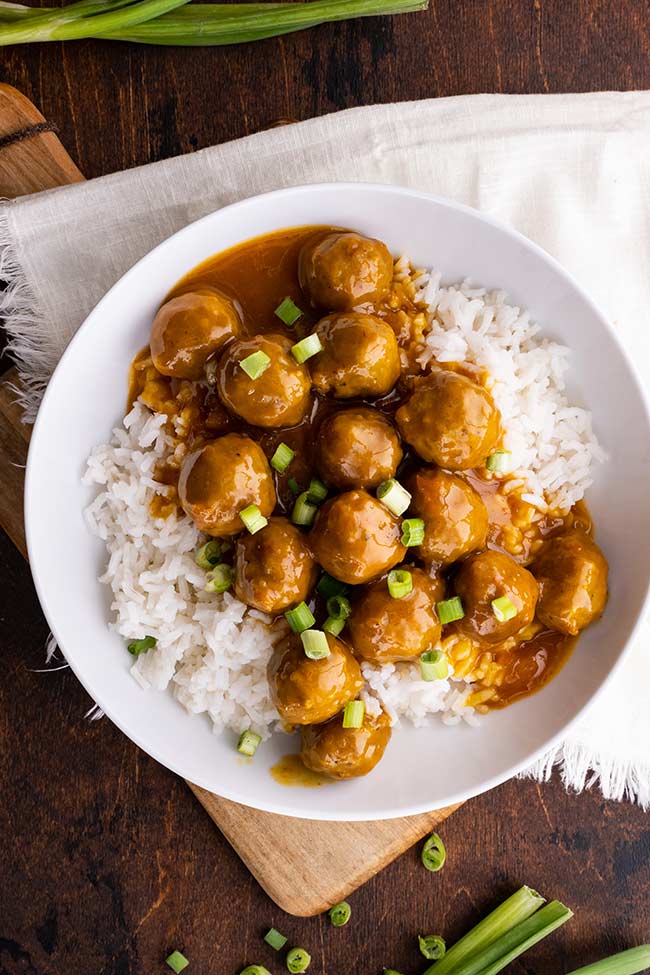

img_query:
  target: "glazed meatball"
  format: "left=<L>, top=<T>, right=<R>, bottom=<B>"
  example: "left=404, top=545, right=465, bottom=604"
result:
left=454, top=550, right=539, bottom=645
left=531, top=530, right=608, bottom=636
left=216, top=333, right=311, bottom=428
left=301, top=708, right=392, bottom=780
left=234, top=517, right=318, bottom=615
left=268, top=632, right=364, bottom=726
left=396, top=370, right=500, bottom=470
left=309, top=313, right=401, bottom=399
left=348, top=567, right=442, bottom=664
left=315, top=408, right=403, bottom=490
left=178, top=433, right=275, bottom=536
left=408, top=467, right=489, bottom=566
left=150, top=289, right=241, bottom=381
left=299, top=231, right=393, bottom=311
left=310, top=490, right=406, bottom=585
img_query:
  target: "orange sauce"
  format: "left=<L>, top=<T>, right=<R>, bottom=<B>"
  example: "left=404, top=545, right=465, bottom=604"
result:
left=270, top=753, right=328, bottom=788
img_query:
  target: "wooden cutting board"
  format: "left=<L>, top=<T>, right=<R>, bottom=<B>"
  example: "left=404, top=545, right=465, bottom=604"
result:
left=0, top=83, right=460, bottom=916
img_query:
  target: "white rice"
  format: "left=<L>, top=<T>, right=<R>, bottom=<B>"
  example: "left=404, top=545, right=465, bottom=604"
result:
left=83, top=262, right=604, bottom=737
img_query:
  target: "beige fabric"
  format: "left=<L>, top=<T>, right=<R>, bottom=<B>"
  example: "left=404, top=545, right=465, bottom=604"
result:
left=3, top=92, right=649, bottom=804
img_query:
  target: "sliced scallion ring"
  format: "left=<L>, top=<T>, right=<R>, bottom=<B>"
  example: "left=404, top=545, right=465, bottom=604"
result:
left=239, top=503, right=268, bottom=534
left=274, top=296, right=303, bottom=327
left=316, top=573, right=349, bottom=599
left=322, top=616, right=345, bottom=636
left=240, top=967, right=271, bottom=975
left=491, top=595, right=518, bottom=622
left=326, top=595, right=351, bottom=620
left=342, top=700, right=365, bottom=729
left=205, top=563, right=234, bottom=594
left=401, top=517, right=425, bottom=547
left=419, top=934, right=446, bottom=961
left=376, top=478, right=412, bottom=516
left=270, top=442, right=295, bottom=473
left=288, top=476, right=302, bottom=496
left=286, top=947, right=311, bottom=973
left=421, top=831, right=446, bottom=872
left=285, top=601, right=316, bottom=634
left=240, top=349, right=271, bottom=379
left=127, top=635, right=156, bottom=656
left=420, top=649, right=449, bottom=681
left=301, top=629, right=331, bottom=659
left=291, top=491, right=318, bottom=527
left=237, top=729, right=262, bottom=757
left=195, top=539, right=222, bottom=569
left=387, top=569, right=413, bottom=599
left=291, top=333, right=323, bottom=364
left=328, top=901, right=352, bottom=927
left=307, top=478, right=328, bottom=504
left=486, top=449, right=511, bottom=473
left=165, top=951, right=190, bottom=973
left=436, top=596, right=465, bottom=624
left=264, top=928, right=288, bottom=951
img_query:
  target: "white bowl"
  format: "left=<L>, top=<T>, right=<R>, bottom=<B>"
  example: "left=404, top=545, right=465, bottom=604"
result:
left=25, top=183, right=650, bottom=821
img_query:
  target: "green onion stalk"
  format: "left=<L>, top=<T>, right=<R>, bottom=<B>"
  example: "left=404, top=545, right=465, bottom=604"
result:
left=0, top=0, right=428, bottom=46
left=566, top=946, right=650, bottom=975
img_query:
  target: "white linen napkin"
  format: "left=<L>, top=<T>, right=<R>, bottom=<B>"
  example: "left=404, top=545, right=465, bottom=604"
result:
left=3, top=92, right=649, bottom=807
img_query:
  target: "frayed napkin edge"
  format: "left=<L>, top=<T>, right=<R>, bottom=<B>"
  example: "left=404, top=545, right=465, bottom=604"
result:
left=524, top=743, right=650, bottom=810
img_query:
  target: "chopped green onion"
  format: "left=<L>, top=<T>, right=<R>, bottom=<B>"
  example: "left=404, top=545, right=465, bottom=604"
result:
left=264, top=928, right=288, bottom=951
left=288, top=476, right=302, bottom=496
left=286, top=947, right=311, bottom=973
left=291, top=492, right=318, bottom=527
left=436, top=596, right=465, bottom=624
left=307, top=478, right=328, bottom=504
left=383, top=971, right=406, bottom=975
left=285, top=601, right=316, bottom=634
left=127, top=635, right=156, bottom=656
left=326, top=595, right=351, bottom=620
left=486, top=449, right=511, bottom=474
left=421, top=832, right=446, bottom=872
left=317, top=573, right=349, bottom=598
left=376, top=478, right=412, bottom=516
left=401, top=517, right=425, bottom=547
left=301, top=629, right=331, bottom=659
left=270, top=442, right=295, bottom=473
left=328, top=901, right=352, bottom=927
left=491, top=595, right=518, bottom=622
left=387, top=569, right=412, bottom=599
left=420, top=649, right=448, bottom=681
left=566, top=946, right=650, bottom=975
left=240, top=349, right=271, bottom=379
left=205, top=563, right=233, bottom=593
left=240, top=968, right=271, bottom=975
left=237, top=729, right=262, bottom=757
left=291, top=333, right=322, bottom=364
left=275, top=296, right=303, bottom=327
left=195, top=539, right=222, bottom=569
left=239, top=504, right=268, bottom=534
left=166, top=951, right=189, bottom=973
left=419, top=935, right=446, bottom=960
left=423, top=886, right=546, bottom=975
left=342, top=700, right=365, bottom=729
left=323, top=616, right=345, bottom=636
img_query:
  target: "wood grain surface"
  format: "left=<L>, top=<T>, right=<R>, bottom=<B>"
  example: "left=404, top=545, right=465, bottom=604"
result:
left=1, top=2, right=649, bottom=973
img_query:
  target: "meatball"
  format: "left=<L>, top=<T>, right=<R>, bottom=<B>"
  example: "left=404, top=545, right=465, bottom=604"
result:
left=301, top=708, right=392, bottom=780
left=310, top=490, right=406, bottom=585
left=150, top=289, right=241, bottom=380
left=454, top=550, right=539, bottom=645
left=178, top=433, right=275, bottom=537
left=315, top=408, right=402, bottom=490
left=299, top=231, right=393, bottom=311
left=396, top=370, right=500, bottom=470
left=408, top=467, right=488, bottom=566
left=216, top=333, right=311, bottom=428
left=234, top=517, right=318, bottom=615
left=531, top=530, right=608, bottom=636
left=348, top=567, right=442, bottom=664
left=309, top=313, right=401, bottom=399
left=268, top=632, right=364, bottom=726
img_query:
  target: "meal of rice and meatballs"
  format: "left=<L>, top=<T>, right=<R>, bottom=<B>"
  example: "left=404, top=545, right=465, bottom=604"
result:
left=83, top=225, right=608, bottom=782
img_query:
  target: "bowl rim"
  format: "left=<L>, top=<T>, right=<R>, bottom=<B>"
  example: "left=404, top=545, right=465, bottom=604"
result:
left=24, top=181, right=650, bottom=820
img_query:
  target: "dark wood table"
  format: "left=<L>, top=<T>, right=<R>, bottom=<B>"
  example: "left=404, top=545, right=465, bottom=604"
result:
left=1, top=4, right=649, bottom=973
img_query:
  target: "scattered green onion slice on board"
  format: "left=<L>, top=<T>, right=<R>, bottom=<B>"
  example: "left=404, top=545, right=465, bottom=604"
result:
left=376, top=478, right=412, bottom=516
left=387, top=569, right=412, bottom=599
left=291, top=492, right=318, bottom=527
left=419, top=934, right=446, bottom=960
left=342, top=700, right=365, bottom=729
left=285, top=601, right=316, bottom=634
left=491, top=595, right=517, bottom=622
left=401, top=517, right=425, bottom=547
left=275, top=296, right=303, bottom=327
left=195, top=539, right=222, bottom=569
left=383, top=970, right=406, bottom=975
left=301, top=629, right=331, bottom=659
left=127, top=635, right=156, bottom=656
left=307, top=478, right=328, bottom=504
left=436, top=596, right=465, bottom=624
left=420, top=649, right=448, bottom=681
left=240, top=349, right=271, bottom=379
left=316, top=573, right=349, bottom=598
left=237, top=729, right=262, bottom=757
left=323, top=616, right=345, bottom=636
left=326, top=595, right=351, bottom=620
left=263, top=928, right=288, bottom=951
left=288, top=476, right=302, bottom=496
left=565, top=946, right=650, bottom=975
left=291, top=333, right=322, bottom=364
left=286, top=947, right=311, bottom=972
left=421, top=832, right=446, bottom=872
left=486, top=449, right=511, bottom=474
left=165, top=950, right=189, bottom=973
left=328, top=900, right=352, bottom=927
left=205, top=563, right=233, bottom=593
left=239, top=504, right=268, bottom=534
left=240, top=967, right=271, bottom=975
left=270, top=442, right=295, bottom=473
